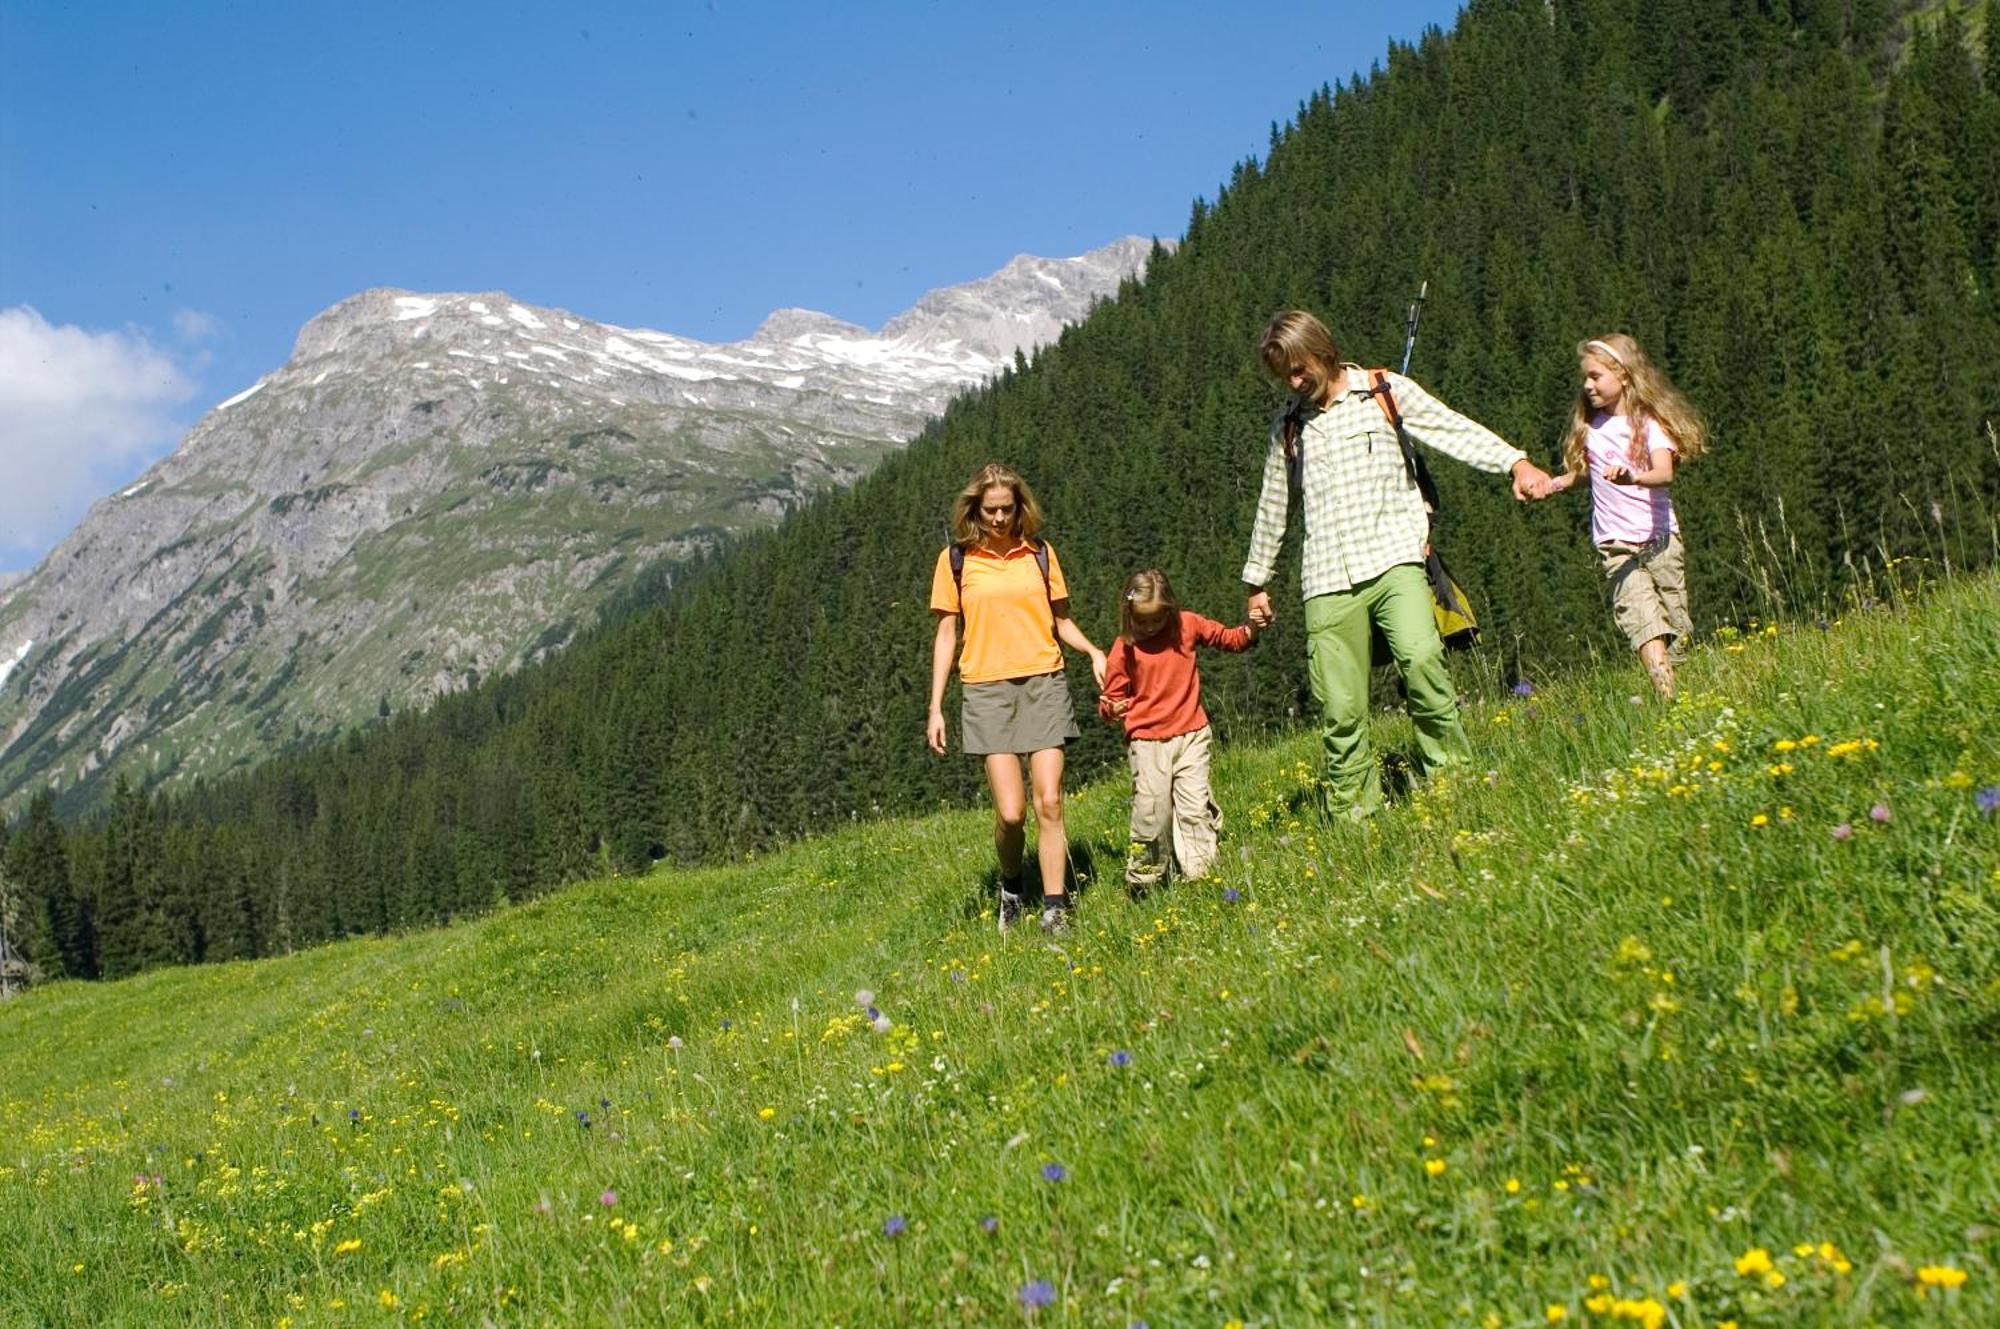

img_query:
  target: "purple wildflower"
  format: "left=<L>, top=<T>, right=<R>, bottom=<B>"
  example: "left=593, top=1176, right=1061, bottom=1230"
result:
left=1830, top=823, right=1853, bottom=841
left=348, top=1109, right=360, bottom=1121
left=599, top=1189, right=618, bottom=1208
left=1109, top=1049, right=1133, bottom=1068
left=600, top=1097, right=611, bottom=1109
left=575, top=1109, right=592, bottom=1129
left=979, top=1215, right=999, bottom=1234
left=1222, top=887, right=1242, bottom=904
left=866, top=1006, right=881, bottom=1022
left=1018, top=1280, right=1056, bottom=1309
left=1870, top=802, right=1891, bottom=823
left=1976, top=786, right=2000, bottom=816
left=882, top=1214, right=906, bottom=1238
left=1512, top=680, right=1534, bottom=697
left=1041, top=1162, right=1067, bottom=1183
left=949, top=969, right=967, bottom=984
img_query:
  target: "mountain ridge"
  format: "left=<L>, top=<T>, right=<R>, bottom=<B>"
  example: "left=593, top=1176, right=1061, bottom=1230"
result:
left=0, top=237, right=1160, bottom=812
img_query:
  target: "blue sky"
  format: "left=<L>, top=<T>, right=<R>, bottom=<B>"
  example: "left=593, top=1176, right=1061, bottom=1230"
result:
left=0, top=0, right=1463, bottom=572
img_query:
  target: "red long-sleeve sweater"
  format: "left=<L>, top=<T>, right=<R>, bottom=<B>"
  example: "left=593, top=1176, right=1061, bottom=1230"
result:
left=1098, top=611, right=1255, bottom=741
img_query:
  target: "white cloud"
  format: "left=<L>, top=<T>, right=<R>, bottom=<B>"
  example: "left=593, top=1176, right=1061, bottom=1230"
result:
left=173, top=308, right=224, bottom=344
left=0, top=306, right=198, bottom=567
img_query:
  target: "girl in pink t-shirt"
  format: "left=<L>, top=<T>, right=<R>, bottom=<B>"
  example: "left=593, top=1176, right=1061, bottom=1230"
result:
left=1546, top=333, right=1709, bottom=700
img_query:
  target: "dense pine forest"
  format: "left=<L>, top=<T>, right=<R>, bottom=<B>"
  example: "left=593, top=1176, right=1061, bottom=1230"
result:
left=5, top=0, right=1998, bottom=981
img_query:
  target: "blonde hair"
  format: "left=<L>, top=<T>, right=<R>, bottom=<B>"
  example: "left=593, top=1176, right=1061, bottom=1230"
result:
left=950, top=462, right=1045, bottom=546
left=1259, top=310, right=1344, bottom=405
left=1119, top=568, right=1181, bottom=640
left=1564, top=333, right=1709, bottom=480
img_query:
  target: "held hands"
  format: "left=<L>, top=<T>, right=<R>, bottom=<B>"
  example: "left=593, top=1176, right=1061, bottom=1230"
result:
left=1246, top=589, right=1275, bottom=629
left=1511, top=460, right=1557, bottom=502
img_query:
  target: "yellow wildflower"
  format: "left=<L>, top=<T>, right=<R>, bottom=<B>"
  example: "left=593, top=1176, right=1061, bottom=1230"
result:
left=1545, top=1307, right=1567, bottom=1324
left=1424, top=1158, right=1447, bottom=1176
left=1916, top=1265, right=1968, bottom=1291
left=333, top=1238, right=362, bottom=1256
left=757, top=1107, right=776, bottom=1121
left=1734, top=1248, right=1773, bottom=1276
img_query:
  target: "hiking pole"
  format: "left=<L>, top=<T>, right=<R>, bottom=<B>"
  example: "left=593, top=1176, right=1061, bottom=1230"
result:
left=1399, top=280, right=1428, bottom=376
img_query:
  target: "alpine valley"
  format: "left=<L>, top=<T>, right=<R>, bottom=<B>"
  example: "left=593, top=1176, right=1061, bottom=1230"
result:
left=0, top=238, right=1157, bottom=813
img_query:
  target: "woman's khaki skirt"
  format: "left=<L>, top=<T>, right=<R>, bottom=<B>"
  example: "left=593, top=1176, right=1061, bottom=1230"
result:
left=961, top=671, right=1081, bottom=756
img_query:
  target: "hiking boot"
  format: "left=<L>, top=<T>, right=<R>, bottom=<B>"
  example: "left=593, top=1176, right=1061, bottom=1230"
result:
left=997, top=890, right=1024, bottom=935
left=1039, top=904, right=1071, bottom=937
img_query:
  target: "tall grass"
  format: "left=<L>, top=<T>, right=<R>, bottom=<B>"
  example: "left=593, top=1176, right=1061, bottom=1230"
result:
left=1, top=573, right=1995, bottom=1326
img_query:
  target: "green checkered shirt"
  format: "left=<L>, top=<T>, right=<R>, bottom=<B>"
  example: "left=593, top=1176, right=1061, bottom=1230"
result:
left=1241, top=366, right=1525, bottom=599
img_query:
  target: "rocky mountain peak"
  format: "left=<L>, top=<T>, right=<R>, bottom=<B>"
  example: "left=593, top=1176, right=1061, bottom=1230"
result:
left=0, top=236, right=1159, bottom=813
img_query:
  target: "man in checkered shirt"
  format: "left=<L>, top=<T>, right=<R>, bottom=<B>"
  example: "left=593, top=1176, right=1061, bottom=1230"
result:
left=1242, top=309, right=1553, bottom=818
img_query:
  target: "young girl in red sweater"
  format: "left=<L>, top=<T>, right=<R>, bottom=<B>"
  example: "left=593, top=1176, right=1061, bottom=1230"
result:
left=1098, top=569, right=1258, bottom=894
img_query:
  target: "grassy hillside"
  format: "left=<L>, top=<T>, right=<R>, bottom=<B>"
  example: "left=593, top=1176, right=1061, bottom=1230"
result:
left=2, top=573, right=1995, bottom=1326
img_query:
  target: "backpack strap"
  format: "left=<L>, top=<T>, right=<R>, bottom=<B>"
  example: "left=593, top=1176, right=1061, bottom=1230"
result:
left=1277, top=395, right=1313, bottom=492
left=1365, top=369, right=1440, bottom=513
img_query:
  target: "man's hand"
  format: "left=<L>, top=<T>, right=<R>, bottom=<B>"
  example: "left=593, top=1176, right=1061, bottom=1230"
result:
left=1511, top=459, right=1554, bottom=501
left=1246, top=588, right=1275, bottom=628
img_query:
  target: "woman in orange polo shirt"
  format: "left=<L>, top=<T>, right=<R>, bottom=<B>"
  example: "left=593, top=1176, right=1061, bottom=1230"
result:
left=927, top=462, right=1107, bottom=937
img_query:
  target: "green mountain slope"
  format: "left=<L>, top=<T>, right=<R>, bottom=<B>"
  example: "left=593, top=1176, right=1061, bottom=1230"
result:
left=4, top=573, right=1994, bottom=1325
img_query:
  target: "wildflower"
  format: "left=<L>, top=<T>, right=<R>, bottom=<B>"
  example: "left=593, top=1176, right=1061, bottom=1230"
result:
left=575, top=1109, right=592, bottom=1129
left=1546, top=1307, right=1568, bottom=1323
left=1018, top=1279, right=1056, bottom=1309
left=666, top=1036, right=684, bottom=1052
left=1109, top=1049, right=1133, bottom=1068
left=881, top=1214, right=905, bottom=1238
left=377, top=1291, right=400, bottom=1310
left=1869, top=802, right=1890, bottom=823
left=1424, top=1158, right=1447, bottom=1176
left=333, top=1238, right=361, bottom=1255
left=1042, top=1162, right=1067, bottom=1183
left=758, top=1107, right=776, bottom=1121
left=979, top=1215, right=999, bottom=1234
left=1222, top=887, right=1241, bottom=904
left=1584, top=1294, right=1614, bottom=1315
left=599, top=1189, right=617, bottom=1207
left=1831, top=823, right=1852, bottom=841
left=1750, top=814, right=1769, bottom=828
left=1977, top=787, right=2000, bottom=816
left=1916, top=1265, right=1967, bottom=1292
left=1505, top=1178, right=1521, bottom=1194
left=1513, top=680, right=1534, bottom=696
left=1666, top=1282, right=1686, bottom=1298
left=1734, top=1248, right=1773, bottom=1277
left=855, top=989, right=875, bottom=1008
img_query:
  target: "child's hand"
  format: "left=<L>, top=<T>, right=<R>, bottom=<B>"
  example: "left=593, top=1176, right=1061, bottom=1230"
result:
left=1606, top=464, right=1636, bottom=486
left=1104, top=696, right=1131, bottom=718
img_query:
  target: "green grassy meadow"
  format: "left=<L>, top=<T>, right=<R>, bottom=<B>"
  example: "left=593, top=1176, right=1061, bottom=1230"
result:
left=2, top=574, right=1996, bottom=1327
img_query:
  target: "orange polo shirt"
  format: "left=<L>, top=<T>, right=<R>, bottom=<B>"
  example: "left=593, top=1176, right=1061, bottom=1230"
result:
left=930, top=541, right=1070, bottom=684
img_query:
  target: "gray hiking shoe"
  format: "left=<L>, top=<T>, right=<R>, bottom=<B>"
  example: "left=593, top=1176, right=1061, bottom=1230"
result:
left=1039, top=904, right=1071, bottom=937
left=997, top=890, right=1024, bottom=935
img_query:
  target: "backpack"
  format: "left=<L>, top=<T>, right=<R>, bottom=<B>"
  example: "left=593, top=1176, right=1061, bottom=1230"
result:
left=948, top=540, right=1054, bottom=627
left=1280, top=370, right=1480, bottom=652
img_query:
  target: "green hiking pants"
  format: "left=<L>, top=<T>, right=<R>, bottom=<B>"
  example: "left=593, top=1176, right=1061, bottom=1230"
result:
left=1304, top=562, right=1472, bottom=817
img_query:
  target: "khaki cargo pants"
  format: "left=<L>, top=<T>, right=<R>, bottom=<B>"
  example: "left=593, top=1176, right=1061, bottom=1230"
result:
left=1125, top=724, right=1223, bottom=890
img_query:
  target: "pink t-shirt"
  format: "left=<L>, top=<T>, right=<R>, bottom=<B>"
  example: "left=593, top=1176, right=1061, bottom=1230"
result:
left=1585, top=411, right=1678, bottom=546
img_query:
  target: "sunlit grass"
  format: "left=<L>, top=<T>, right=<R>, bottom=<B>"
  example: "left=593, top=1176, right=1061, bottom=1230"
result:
left=2, top=574, right=1995, bottom=1326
